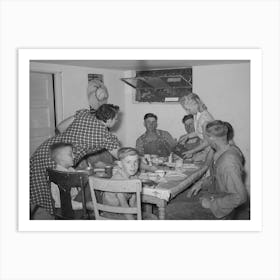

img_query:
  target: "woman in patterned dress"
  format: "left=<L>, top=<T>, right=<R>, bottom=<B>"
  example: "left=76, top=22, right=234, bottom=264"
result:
left=30, top=104, right=121, bottom=217
left=56, top=80, right=115, bottom=168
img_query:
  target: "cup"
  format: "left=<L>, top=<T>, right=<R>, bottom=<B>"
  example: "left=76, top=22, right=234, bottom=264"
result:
left=105, top=165, right=113, bottom=177
left=151, top=157, right=159, bottom=165
left=148, top=173, right=158, bottom=181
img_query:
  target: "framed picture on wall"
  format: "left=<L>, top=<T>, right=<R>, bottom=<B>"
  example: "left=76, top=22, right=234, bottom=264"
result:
left=88, top=73, right=103, bottom=83
left=121, top=68, right=193, bottom=103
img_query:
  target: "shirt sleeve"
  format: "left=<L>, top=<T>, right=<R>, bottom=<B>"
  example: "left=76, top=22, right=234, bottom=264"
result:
left=209, top=161, right=247, bottom=218
left=97, top=128, right=121, bottom=151
left=161, top=131, right=177, bottom=148
left=197, top=111, right=214, bottom=139
left=136, top=136, right=145, bottom=156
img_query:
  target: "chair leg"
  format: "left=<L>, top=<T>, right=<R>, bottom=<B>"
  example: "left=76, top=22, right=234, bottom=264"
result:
left=31, top=206, right=55, bottom=220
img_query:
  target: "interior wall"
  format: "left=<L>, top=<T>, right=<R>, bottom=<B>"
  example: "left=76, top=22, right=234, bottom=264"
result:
left=123, top=63, right=250, bottom=187
left=30, top=62, right=126, bottom=144
left=193, top=63, right=250, bottom=187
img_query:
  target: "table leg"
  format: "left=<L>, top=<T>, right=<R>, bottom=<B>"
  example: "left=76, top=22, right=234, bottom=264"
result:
left=142, top=194, right=167, bottom=220
left=158, top=200, right=167, bottom=220
left=143, top=204, right=153, bottom=213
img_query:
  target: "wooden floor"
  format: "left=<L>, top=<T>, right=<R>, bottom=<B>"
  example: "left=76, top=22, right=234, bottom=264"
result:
left=32, top=190, right=250, bottom=220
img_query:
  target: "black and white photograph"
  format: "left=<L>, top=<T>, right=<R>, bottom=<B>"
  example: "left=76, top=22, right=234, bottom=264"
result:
left=18, top=48, right=261, bottom=231
left=29, top=58, right=251, bottom=222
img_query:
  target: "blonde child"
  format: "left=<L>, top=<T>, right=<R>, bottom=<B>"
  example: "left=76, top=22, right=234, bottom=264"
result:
left=102, top=147, right=140, bottom=220
left=179, top=93, right=214, bottom=160
left=49, top=142, right=93, bottom=210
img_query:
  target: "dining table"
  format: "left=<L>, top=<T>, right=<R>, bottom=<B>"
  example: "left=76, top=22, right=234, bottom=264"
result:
left=88, top=150, right=214, bottom=220
left=141, top=152, right=213, bottom=219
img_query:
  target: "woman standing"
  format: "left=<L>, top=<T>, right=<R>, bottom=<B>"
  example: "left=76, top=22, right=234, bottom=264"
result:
left=179, top=93, right=214, bottom=159
left=30, top=104, right=121, bottom=218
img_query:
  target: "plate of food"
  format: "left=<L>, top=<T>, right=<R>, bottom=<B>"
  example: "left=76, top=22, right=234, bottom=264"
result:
left=182, top=163, right=199, bottom=169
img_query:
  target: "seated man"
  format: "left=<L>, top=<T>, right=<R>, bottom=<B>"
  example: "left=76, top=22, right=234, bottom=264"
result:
left=187, top=120, right=248, bottom=219
left=173, top=114, right=202, bottom=159
left=136, top=113, right=176, bottom=157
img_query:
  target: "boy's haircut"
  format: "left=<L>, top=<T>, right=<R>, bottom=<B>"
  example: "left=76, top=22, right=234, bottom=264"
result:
left=205, top=120, right=228, bottom=138
left=118, top=147, right=139, bottom=160
left=49, top=142, right=73, bottom=161
left=144, top=113, right=157, bottom=121
left=95, top=104, right=119, bottom=122
left=182, top=114, right=194, bottom=123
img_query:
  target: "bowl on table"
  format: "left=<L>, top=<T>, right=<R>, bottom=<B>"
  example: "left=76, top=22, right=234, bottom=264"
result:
left=148, top=173, right=158, bottom=182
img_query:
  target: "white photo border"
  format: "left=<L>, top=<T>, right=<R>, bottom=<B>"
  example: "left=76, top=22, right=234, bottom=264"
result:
left=18, top=48, right=262, bottom=232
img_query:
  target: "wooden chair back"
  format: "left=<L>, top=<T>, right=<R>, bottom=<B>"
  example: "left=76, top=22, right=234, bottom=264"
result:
left=47, top=168, right=89, bottom=219
left=89, top=177, right=142, bottom=220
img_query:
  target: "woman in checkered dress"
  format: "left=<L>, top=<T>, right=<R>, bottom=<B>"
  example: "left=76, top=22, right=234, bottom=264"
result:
left=30, top=104, right=121, bottom=214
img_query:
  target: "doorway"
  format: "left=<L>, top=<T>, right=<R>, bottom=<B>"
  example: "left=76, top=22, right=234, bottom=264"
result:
left=30, top=71, right=56, bottom=156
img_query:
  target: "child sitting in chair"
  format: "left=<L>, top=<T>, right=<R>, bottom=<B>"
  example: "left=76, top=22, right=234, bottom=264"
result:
left=102, top=147, right=140, bottom=220
left=49, top=142, right=93, bottom=210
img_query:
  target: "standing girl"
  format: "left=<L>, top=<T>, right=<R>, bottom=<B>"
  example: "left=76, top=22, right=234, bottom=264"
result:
left=179, top=93, right=214, bottom=159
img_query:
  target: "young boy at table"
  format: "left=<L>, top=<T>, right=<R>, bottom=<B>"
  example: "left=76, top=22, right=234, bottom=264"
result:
left=49, top=142, right=93, bottom=210
left=102, top=147, right=140, bottom=220
left=186, top=120, right=247, bottom=219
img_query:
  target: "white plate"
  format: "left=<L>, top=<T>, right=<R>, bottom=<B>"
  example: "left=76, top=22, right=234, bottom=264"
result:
left=165, top=170, right=187, bottom=177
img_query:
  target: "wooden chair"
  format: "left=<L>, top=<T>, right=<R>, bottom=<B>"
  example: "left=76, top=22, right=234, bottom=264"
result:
left=89, top=177, right=142, bottom=220
left=46, top=168, right=92, bottom=220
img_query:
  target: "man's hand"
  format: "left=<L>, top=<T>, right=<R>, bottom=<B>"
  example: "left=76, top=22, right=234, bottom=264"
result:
left=200, top=197, right=212, bottom=209
left=178, top=134, right=189, bottom=144
left=186, top=181, right=203, bottom=198
left=182, top=151, right=193, bottom=159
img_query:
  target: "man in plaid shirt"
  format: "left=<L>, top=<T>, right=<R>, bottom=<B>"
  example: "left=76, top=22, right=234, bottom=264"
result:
left=136, top=113, right=176, bottom=157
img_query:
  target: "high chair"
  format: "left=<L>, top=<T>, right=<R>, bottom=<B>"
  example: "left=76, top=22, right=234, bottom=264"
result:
left=89, top=177, right=142, bottom=220
left=47, top=168, right=93, bottom=220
